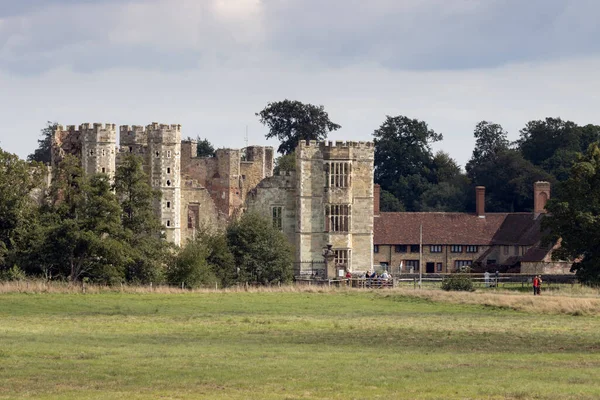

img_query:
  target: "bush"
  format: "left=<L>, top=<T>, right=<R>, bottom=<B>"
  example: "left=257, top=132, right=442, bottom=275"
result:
left=0, top=265, right=26, bottom=281
left=166, top=240, right=217, bottom=289
left=441, top=274, right=474, bottom=292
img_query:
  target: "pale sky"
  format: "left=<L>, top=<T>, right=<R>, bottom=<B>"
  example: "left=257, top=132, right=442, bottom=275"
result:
left=1, top=0, right=599, bottom=167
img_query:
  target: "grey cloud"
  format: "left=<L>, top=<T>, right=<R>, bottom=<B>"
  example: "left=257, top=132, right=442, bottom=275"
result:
left=1, top=0, right=600, bottom=75
left=264, top=0, right=600, bottom=70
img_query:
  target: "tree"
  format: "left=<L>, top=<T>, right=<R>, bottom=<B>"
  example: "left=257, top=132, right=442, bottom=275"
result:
left=273, top=152, right=296, bottom=175
left=544, top=143, right=600, bottom=284
left=27, top=122, right=58, bottom=165
left=516, top=118, right=600, bottom=182
left=373, top=115, right=443, bottom=211
left=380, top=189, right=404, bottom=212
left=114, top=154, right=169, bottom=283
left=257, top=100, right=341, bottom=155
left=226, top=212, right=293, bottom=284
left=465, top=121, right=510, bottom=174
left=42, top=156, right=126, bottom=282
left=196, top=137, right=215, bottom=158
left=167, top=239, right=216, bottom=288
left=0, top=148, right=44, bottom=269
left=467, top=149, right=553, bottom=212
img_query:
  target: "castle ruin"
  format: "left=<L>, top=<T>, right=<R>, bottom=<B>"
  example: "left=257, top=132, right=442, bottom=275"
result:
left=51, top=123, right=375, bottom=274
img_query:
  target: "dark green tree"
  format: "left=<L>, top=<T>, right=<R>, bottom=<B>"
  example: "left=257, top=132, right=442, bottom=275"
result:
left=516, top=118, right=600, bottom=182
left=380, top=189, right=404, bottom=212
left=257, top=100, right=341, bottom=155
left=227, top=212, right=293, bottom=284
left=42, top=156, right=126, bottom=282
left=167, top=239, right=216, bottom=288
left=373, top=115, right=443, bottom=211
left=465, top=121, right=510, bottom=174
left=114, top=154, right=169, bottom=283
left=544, top=143, right=600, bottom=284
left=468, top=150, right=553, bottom=212
left=27, top=122, right=58, bottom=165
left=196, top=137, right=216, bottom=157
left=198, top=229, right=236, bottom=287
left=0, top=148, right=44, bottom=269
left=273, top=152, right=296, bottom=175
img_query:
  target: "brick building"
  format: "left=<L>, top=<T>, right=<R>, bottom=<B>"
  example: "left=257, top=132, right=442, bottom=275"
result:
left=373, top=182, right=568, bottom=274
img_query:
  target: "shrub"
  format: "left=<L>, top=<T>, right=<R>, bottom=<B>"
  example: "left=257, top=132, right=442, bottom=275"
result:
left=441, top=273, right=474, bottom=292
left=0, top=265, right=26, bottom=281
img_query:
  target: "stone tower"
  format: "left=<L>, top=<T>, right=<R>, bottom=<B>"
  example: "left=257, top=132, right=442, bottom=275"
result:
left=295, top=140, right=374, bottom=275
left=80, top=123, right=117, bottom=179
left=148, top=123, right=182, bottom=246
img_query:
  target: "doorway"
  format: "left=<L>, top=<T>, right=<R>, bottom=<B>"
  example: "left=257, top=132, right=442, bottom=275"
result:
left=426, top=262, right=435, bottom=273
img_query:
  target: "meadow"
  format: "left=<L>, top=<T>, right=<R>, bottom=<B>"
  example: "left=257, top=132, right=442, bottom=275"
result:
left=0, top=286, right=599, bottom=399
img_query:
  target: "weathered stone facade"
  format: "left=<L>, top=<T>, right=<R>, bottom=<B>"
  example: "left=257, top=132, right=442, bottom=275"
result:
left=53, top=123, right=275, bottom=247
left=246, top=141, right=375, bottom=276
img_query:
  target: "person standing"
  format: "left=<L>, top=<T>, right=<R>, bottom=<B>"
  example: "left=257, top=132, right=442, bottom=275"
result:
left=533, top=275, right=539, bottom=296
left=537, top=275, right=543, bottom=295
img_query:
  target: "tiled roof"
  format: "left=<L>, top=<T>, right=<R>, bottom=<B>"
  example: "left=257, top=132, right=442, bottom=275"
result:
left=521, top=246, right=552, bottom=262
left=374, top=212, right=543, bottom=246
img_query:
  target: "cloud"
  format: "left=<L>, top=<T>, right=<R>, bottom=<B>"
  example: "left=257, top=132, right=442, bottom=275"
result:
left=1, top=0, right=599, bottom=75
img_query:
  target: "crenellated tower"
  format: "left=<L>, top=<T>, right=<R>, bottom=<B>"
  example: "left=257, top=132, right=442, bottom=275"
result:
left=147, top=123, right=182, bottom=246
left=80, top=123, right=117, bottom=179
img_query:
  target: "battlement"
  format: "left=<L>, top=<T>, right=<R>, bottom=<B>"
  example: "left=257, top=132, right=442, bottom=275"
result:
left=297, top=140, right=373, bottom=149
left=80, top=123, right=117, bottom=131
left=146, top=123, right=181, bottom=144
left=120, top=125, right=149, bottom=145
left=147, top=122, right=181, bottom=132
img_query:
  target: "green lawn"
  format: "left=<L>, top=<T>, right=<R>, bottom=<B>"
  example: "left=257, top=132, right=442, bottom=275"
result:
left=0, top=290, right=599, bottom=399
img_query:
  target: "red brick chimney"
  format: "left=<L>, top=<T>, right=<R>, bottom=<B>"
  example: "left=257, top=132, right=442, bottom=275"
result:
left=476, top=186, right=485, bottom=218
left=374, top=184, right=381, bottom=215
left=534, top=181, right=551, bottom=216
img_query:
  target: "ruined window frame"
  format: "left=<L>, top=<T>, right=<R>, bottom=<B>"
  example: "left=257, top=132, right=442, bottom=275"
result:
left=325, top=204, right=351, bottom=233
left=271, top=206, right=283, bottom=231
left=325, top=162, right=351, bottom=188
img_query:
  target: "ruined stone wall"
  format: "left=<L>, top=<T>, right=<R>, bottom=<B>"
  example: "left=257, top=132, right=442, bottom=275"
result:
left=180, top=179, right=222, bottom=244
left=245, top=171, right=297, bottom=246
left=52, top=125, right=82, bottom=166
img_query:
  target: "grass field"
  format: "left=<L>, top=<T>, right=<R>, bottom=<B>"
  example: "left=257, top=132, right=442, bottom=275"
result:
left=1, top=288, right=599, bottom=399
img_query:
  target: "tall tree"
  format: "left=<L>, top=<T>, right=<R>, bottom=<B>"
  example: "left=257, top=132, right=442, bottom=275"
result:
left=27, top=122, right=58, bottom=165
left=468, top=149, right=553, bottom=212
left=43, top=156, right=126, bottom=282
left=226, top=212, right=293, bottom=284
left=544, top=143, right=600, bottom=284
left=516, top=118, right=600, bottom=182
left=373, top=115, right=443, bottom=211
left=0, top=148, right=44, bottom=268
left=465, top=121, right=510, bottom=174
left=257, top=100, right=341, bottom=155
left=114, top=154, right=169, bottom=283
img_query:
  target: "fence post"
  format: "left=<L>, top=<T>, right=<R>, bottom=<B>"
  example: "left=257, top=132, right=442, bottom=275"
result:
left=414, top=277, right=416, bottom=289
left=181, top=282, right=184, bottom=290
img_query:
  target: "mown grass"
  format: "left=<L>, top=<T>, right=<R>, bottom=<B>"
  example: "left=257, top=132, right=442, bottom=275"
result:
left=0, top=290, right=599, bottom=399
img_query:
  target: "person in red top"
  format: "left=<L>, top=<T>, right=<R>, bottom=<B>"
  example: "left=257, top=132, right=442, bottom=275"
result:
left=533, top=275, right=540, bottom=296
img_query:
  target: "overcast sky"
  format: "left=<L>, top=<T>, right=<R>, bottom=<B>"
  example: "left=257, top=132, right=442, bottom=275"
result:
left=1, top=0, right=600, bottom=167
